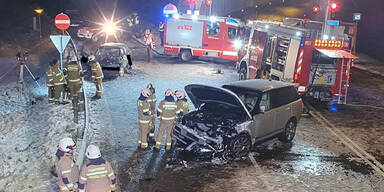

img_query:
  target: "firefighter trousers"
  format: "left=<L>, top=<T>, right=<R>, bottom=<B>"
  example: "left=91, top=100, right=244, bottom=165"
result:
left=138, top=122, right=150, bottom=149
left=147, top=46, right=152, bottom=63
left=54, top=85, right=64, bottom=102
left=155, top=119, right=175, bottom=150
left=48, top=86, right=55, bottom=103
left=94, top=79, right=102, bottom=98
left=68, top=82, right=82, bottom=98
left=149, top=113, right=156, bottom=138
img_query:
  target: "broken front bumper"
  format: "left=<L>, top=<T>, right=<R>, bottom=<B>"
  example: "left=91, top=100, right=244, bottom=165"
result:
left=172, top=124, right=223, bottom=152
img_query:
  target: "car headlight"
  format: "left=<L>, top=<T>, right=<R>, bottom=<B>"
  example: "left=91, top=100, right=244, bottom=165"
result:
left=234, top=40, right=243, bottom=50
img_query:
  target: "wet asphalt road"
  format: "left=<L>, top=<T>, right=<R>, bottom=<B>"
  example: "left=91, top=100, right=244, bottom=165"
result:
left=81, top=39, right=384, bottom=191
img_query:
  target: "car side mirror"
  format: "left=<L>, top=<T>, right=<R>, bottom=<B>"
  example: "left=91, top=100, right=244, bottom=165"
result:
left=259, top=106, right=266, bottom=113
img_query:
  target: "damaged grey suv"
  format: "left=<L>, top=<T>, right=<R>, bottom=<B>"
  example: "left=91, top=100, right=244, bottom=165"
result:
left=172, top=80, right=302, bottom=160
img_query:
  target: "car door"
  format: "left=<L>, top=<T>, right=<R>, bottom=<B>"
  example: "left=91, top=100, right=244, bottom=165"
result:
left=251, top=92, right=275, bottom=139
left=270, top=88, right=292, bottom=131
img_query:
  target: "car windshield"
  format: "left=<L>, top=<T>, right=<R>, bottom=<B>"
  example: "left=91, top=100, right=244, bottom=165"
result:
left=223, top=88, right=260, bottom=113
left=96, top=47, right=121, bottom=59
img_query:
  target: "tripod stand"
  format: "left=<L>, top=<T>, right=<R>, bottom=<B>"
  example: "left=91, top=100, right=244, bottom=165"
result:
left=16, top=51, right=40, bottom=99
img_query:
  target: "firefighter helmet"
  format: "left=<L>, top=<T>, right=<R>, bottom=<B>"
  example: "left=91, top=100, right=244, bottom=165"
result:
left=58, top=137, right=75, bottom=152
left=165, top=89, right=174, bottom=97
left=147, top=83, right=155, bottom=94
left=145, top=29, right=150, bottom=35
left=89, top=54, right=96, bottom=61
left=141, top=88, right=151, bottom=97
left=86, top=145, right=102, bottom=159
left=175, top=90, right=185, bottom=100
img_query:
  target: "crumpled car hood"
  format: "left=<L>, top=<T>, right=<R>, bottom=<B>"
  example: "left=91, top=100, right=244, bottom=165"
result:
left=184, top=84, right=252, bottom=119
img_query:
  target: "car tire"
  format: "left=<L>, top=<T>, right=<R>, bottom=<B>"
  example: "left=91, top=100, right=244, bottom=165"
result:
left=223, top=133, right=251, bottom=161
left=180, top=49, right=192, bottom=62
left=278, top=119, right=297, bottom=143
left=239, top=67, right=247, bottom=80
left=91, top=35, right=98, bottom=42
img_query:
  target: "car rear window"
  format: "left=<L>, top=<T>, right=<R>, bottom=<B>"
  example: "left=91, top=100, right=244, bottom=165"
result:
left=270, top=86, right=299, bottom=108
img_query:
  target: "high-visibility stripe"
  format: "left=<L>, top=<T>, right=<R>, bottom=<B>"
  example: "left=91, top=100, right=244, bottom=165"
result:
left=88, top=174, right=107, bottom=179
left=87, top=170, right=108, bottom=177
left=55, top=82, right=65, bottom=85
left=80, top=176, right=87, bottom=181
left=139, top=120, right=150, bottom=124
left=163, top=104, right=177, bottom=107
left=88, top=167, right=105, bottom=172
left=62, top=170, right=72, bottom=174
left=138, top=140, right=142, bottom=144
left=110, top=184, right=116, bottom=189
left=95, top=77, right=103, bottom=79
left=79, top=190, right=85, bottom=192
left=166, top=143, right=171, bottom=146
left=68, top=79, right=81, bottom=82
left=108, top=172, right=114, bottom=177
left=149, top=133, right=155, bottom=137
left=66, top=183, right=74, bottom=188
left=161, top=116, right=176, bottom=120
left=156, top=142, right=161, bottom=145
left=60, top=185, right=69, bottom=191
left=157, top=109, right=163, bottom=113
left=143, top=109, right=150, bottom=112
left=56, top=73, right=62, bottom=76
left=142, top=143, right=148, bottom=147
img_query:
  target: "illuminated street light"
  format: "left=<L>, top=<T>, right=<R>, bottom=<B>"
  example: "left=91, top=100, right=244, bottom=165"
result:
left=296, top=31, right=302, bottom=37
left=34, top=8, right=44, bottom=40
left=103, top=21, right=116, bottom=34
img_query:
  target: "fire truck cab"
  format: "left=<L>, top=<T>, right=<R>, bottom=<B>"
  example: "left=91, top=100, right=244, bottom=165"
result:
left=164, top=14, right=244, bottom=62
left=237, top=18, right=358, bottom=104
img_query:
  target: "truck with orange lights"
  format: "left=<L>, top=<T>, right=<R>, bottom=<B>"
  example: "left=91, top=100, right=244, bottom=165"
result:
left=237, top=18, right=358, bottom=104
left=163, top=14, right=244, bottom=62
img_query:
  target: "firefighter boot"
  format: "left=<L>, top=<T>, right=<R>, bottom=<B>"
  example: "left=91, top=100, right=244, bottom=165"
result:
left=62, top=92, right=70, bottom=105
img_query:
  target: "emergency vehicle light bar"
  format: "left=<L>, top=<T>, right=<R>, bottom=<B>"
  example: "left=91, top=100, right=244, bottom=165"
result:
left=314, top=39, right=342, bottom=48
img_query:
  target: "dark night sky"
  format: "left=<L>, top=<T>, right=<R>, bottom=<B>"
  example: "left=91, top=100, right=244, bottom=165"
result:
left=0, top=0, right=383, bottom=60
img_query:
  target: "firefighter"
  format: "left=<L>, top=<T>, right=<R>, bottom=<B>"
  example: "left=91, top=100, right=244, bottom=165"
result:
left=155, top=89, right=181, bottom=151
left=55, top=137, right=79, bottom=192
left=79, top=145, right=116, bottom=192
left=146, top=83, right=156, bottom=144
left=52, top=59, right=67, bottom=104
left=64, top=60, right=83, bottom=107
left=159, top=21, right=164, bottom=46
left=119, top=55, right=128, bottom=77
left=137, top=89, right=152, bottom=149
left=89, top=55, right=104, bottom=99
left=46, top=60, right=55, bottom=103
left=144, top=29, right=154, bottom=63
left=175, top=90, right=189, bottom=119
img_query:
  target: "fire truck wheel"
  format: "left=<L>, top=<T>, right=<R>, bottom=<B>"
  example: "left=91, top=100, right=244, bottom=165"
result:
left=239, top=67, right=247, bottom=80
left=180, top=49, right=192, bottom=62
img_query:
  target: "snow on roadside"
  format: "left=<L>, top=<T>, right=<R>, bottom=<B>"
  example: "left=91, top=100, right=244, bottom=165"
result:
left=0, top=98, right=82, bottom=191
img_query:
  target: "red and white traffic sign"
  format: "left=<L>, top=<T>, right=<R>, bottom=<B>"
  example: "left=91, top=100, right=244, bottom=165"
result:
left=55, top=13, right=71, bottom=31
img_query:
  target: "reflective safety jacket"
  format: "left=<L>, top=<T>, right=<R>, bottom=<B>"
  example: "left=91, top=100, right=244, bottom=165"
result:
left=157, top=100, right=180, bottom=121
left=90, top=61, right=104, bottom=80
left=147, top=94, right=157, bottom=113
left=159, top=23, right=164, bottom=32
left=45, top=65, right=54, bottom=87
left=79, top=158, right=116, bottom=192
left=137, top=98, right=151, bottom=124
left=64, top=62, right=83, bottom=84
left=52, top=64, right=66, bottom=86
left=176, top=99, right=189, bottom=115
left=55, top=150, right=79, bottom=192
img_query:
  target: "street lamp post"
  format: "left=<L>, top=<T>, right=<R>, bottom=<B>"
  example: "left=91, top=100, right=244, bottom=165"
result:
left=34, top=8, right=44, bottom=40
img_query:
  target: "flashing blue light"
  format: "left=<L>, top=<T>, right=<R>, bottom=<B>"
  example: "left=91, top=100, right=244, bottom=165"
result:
left=165, top=14, right=169, bottom=18
left=330, top=107, right=338, bottom=112
left=329, top=101, right=335, bottom=106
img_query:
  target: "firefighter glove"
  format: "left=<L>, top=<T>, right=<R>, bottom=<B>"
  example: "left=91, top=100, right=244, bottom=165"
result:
left=143, top=112, right=150, bottom=116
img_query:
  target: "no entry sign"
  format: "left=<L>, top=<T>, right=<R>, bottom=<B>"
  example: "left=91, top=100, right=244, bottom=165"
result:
left=55, top=13, right=70, bottom=31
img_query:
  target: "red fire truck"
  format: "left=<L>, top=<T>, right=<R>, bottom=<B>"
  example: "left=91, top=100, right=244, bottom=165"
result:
left=163, top=14, right=244, bottom=62
left=237, top=19, right=358, bottom=104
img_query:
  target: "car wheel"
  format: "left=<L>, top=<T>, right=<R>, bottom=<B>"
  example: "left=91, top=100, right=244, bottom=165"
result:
left=180, top=49, right=192, bottom=62
left=223, top=134, right=251, bottom=160
left=278, top=119, right=297, bottom=143
left=239, top=67, right=247, bottom=80
left=91, top=35, right=98, bottom=42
